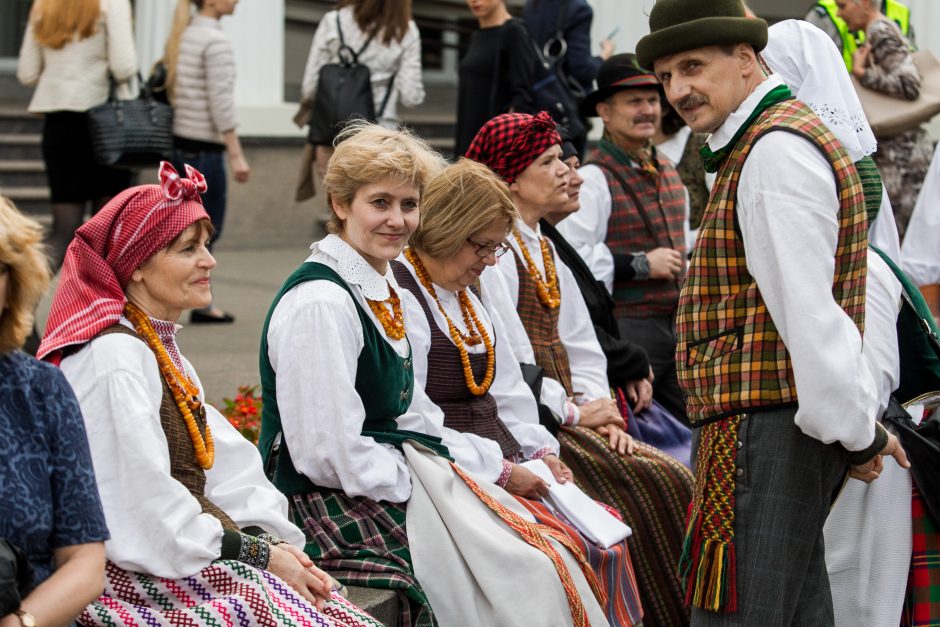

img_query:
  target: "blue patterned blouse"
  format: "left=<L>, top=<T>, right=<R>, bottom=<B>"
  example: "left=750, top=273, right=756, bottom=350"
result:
left=0, top=351, right=109, bottom=588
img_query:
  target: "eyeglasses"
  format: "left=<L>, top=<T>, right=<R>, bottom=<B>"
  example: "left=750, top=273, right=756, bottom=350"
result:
left=467, top=238, right=511, bottom=259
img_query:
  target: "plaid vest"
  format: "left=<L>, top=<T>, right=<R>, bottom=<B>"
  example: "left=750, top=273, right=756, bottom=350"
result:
left=675, top=100, right=868, bottom=426
left=511, top=247, right=574, bottom=395
left=588, top=148, right=687, bottom=319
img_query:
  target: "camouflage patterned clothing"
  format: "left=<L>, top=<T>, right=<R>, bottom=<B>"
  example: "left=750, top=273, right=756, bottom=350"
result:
left=861, top=17, right=934, bottom=241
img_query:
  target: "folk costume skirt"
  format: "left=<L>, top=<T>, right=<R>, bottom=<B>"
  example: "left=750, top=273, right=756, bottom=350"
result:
left=78, top=559, right=380, bottom=626
left=289, top=488, right=436, bottom=627
left=559, top=425, right=694, bottom=627
left=903, top=486, right=940, bottom=627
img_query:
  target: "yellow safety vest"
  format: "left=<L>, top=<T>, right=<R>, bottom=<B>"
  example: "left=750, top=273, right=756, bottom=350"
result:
left=816, top=0, right=912, bottom=72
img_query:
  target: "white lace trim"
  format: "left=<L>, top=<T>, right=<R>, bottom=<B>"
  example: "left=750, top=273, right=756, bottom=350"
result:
left=311, top=234, right=397, bottom=301
left=805, top=101, right=878, bottom=158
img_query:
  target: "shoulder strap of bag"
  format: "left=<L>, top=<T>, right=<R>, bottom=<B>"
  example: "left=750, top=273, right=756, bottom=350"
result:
left=586, top=160, right=668, bottom=249
left=377, top=70, right=397, bottom=119
left=336, top=11, right=376, bottom=63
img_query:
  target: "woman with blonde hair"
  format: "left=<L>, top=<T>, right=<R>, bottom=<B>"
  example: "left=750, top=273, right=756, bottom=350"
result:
left=17, top=0, right=137, bottom=270
left=260, top=122, right=609, bottom=627
left=0, top=196, right=109, bottom=627
left=38, top=164, right=378, bottom=626
left=162, top=0, right=248, bottom=323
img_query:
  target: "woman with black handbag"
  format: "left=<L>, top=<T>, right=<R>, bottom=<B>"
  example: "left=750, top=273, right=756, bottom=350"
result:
left=16, top=0, right=137, bottom=271
left=162, top=0, right=249, bottom=324
left=0, top=196, right=109, bottom=627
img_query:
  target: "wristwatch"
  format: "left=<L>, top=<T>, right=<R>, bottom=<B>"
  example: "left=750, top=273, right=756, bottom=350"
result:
left=14, top=609, right=37, bottom=627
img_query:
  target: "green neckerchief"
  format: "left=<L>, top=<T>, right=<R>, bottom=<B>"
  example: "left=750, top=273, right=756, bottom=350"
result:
left=599, top=137, right=658, bottom=173
left=700, top=83, right=794, bottom=173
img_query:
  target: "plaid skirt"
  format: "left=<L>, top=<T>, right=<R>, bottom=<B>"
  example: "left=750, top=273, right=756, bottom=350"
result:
left=903, top=486, right=940, bottom=626
left=559, top=425, right=694, bottom=627
left=517, top=496, right=644, bottom=626
left=290, top=488, right=436, bottom=627
left=78, top=560, right=380, bottom=626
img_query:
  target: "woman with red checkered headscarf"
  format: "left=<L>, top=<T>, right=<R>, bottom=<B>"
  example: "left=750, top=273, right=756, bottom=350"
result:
left=38, top=162, right=378, bottom=627
left=469, top=111, right=695, bottom=627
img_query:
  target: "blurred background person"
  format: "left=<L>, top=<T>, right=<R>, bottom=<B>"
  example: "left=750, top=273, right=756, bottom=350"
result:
left=0, top=196, right=109, bottom=627
left=164, top=0, right=250, bottom=323
left=837, top=0, right=932, bottom=241
left=16, top=0, right=137, bottom=271
left=806, top=0, right=915, bottom=72
left=455, top=0, right=534, bottom=157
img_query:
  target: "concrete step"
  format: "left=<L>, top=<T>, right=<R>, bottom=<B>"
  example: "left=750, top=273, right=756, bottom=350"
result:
left=345, top=586, right=399, bottom=626
left=1, top=185, right=50, bottom=217
left=0, top=109, right=42, bottom=135
left=0, top=133, right=42, bottom=160
left=0, top=159, right=46, bottom=188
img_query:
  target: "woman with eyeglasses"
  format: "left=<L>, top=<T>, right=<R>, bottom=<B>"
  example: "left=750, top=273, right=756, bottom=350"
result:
left=392, top=158, right=644, bottom=626
left=467, top=111, right=694, bottom=627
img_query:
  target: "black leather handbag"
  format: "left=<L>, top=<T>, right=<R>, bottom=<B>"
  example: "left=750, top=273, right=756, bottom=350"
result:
left=87, top=76, right=173, bottom=170
left=308, top=13, right=395, bottom=146
left=0, top=539, right=34, bottom=615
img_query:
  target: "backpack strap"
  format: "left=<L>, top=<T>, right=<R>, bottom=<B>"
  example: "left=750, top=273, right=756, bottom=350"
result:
left=336, top=11, right=376, bottom=64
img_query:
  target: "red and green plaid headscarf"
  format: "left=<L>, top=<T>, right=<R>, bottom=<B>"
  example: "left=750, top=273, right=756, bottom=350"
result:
left=464, top=111, right=562, bottom=184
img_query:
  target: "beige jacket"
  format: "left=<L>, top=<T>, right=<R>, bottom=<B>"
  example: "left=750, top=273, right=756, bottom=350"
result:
left=17, top=0, right=137, bottom=113
left=172, top=15, right=237, bottom=144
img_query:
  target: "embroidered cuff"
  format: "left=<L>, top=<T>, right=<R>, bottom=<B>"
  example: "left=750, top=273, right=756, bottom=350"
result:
left=257, top=532, right=289, bottom=546
left=563, top=400, right=580, bottom=426
left=613, top=252, right=651, bottom=281
left=497, top=460, right=514, bottom=487
left=847, top=422, right=889, bottom=466
left=531, top=447, right=555, bottom=460
left=221, top=529, right=271, bottom=570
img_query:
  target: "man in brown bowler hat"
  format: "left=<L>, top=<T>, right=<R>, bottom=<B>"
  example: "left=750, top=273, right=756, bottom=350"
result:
left=637, top=0, right=909, bottom=624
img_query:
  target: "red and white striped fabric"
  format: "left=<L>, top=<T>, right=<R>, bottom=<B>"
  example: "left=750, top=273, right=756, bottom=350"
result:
left=38, top=162, right=209, bottom=362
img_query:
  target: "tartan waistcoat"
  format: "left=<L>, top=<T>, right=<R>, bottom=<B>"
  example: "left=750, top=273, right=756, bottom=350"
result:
left=675, top=100, right=868, bottom=426
left=511, top=247, right=574, bottom=395
left=98, top=325, right=239, bottom=530
left=589, top=148, right=687, bottom=318
left=392, top=261, right=521, bottom=459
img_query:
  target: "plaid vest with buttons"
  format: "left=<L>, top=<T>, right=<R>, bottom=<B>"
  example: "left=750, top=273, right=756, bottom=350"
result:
left=675, top=100, right=868, bottom=426
left=589, top=148, right=687, bottom=319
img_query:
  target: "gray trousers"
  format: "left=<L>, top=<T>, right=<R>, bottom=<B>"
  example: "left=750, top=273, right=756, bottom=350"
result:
left=691, top=407, right=847, bottom=627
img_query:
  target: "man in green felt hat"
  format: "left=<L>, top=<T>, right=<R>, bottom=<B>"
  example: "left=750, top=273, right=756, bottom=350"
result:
left=557, top=53, right=690, bottom=428
left=637, top=0, right=910, bottom=624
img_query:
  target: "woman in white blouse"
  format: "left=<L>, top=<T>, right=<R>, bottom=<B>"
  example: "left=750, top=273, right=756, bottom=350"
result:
left=17, top=0, right=137, bottom=270
left=37, top=162, right=376, bottom=626
left=259, top=123, right=610, bottom=627
left=392, top=158, right=645, bottom=626
left=468, top=112, right=695, bottom=627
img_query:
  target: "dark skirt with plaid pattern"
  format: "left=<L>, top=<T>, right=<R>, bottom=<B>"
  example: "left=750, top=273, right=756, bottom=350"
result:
left=903, top=486, right=940, bottom=626
left=290, top=488, right=436, bottom=627
left=559, top=426, right=694, bottom=627
left=78, top=560, right=381, bottom=626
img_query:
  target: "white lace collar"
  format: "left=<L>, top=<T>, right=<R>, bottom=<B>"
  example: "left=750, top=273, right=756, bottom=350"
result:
left=707, top=74, right=784, bottom=151
left=311, top=234, right=398, bottom=301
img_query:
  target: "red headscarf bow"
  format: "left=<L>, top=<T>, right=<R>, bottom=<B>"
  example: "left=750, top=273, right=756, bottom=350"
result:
left=464, top=111, right=562, bottom=184
left=38, top=162, right=210, bottom=362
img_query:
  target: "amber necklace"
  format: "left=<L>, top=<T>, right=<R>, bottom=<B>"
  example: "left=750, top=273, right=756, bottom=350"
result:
left=512, top=228, right=561, bottom=309
left=366, top=284, right=406, bottom=340
left=405, top=248, right=495, bottom=396
left=124, top=301, right=214, bottom=469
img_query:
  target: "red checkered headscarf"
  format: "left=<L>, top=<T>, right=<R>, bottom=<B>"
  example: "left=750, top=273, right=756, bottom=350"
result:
left=464, top=111, right=562, bottom=184
left=38, top=162, right=210, bottom=362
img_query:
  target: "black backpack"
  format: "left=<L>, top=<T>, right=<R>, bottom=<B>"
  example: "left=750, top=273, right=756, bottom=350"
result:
left=527, top=1, right=587, bottom=140
left=308, top=13, right=396, bottom=145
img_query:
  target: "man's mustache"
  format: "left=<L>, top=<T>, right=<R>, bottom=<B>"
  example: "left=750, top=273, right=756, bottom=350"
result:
left=632, top=115, right=658, bottom=125
left=675, top=94, right=709, bottom=111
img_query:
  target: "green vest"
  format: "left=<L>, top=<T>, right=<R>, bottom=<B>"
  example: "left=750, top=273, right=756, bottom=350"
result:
left=257, top=262, right=451, bottom=496
left=817, top=0, right=912, bottom=72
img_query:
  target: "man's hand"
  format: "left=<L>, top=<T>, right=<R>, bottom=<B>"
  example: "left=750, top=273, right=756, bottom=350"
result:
left=229, top=153, right=251, bottom=183
left=578, top=398, right=626, bottom=429
left=852, top=44, right=871, bottom=79
left=541, top=454, right=573, bottom=484
left=596, top=424, right=636, bottom=456
left=504, top=464, right=551, bottom=499
left=646, top=247, right=684, bottom=279
left=848, top=432, right=910, bottom=483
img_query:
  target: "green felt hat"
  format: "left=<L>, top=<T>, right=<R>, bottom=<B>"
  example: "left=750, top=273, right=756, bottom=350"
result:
left=636, top=0, right=768, bottom=70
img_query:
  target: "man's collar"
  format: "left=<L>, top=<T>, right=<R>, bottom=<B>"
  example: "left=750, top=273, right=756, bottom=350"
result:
left=707, top=75, right=784, bottom=151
